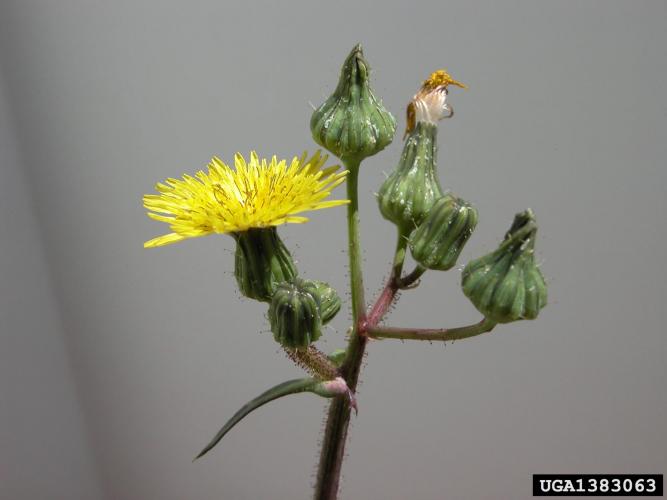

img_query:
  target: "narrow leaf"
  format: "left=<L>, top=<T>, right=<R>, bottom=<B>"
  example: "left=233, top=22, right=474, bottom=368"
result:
left=194, top=377, right=321, bottom=460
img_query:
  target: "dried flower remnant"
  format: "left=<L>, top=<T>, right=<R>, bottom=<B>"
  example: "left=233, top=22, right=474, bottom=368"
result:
left=405, top=69, right=467, bottom=138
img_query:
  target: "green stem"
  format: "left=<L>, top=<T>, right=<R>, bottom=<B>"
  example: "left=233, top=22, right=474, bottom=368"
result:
left=314, top=172, right=428, bottom=499
left=365, top=227, right=410, bottom=328
left=397, top=265, right=426, bottom=289
left=391, top=227, right=409, bottom=281
left=367, top=318, right=497, bottom=342
left=345, top=161, right=366, bottom=323
left=314, top=159, right=366, bottom=500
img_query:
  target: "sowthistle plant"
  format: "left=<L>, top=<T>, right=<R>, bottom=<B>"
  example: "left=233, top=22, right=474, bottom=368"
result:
left=143, top=44, right=547, bottom=500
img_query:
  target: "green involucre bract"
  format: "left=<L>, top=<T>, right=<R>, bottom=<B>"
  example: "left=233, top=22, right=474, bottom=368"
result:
left=234, top=228, right=297, bottom=302
left=269, top=279, right=323, bottom=349
left=310, top=44, right=396, bottom=163
left=462, top=210, right=547, bottom=323
left=410, top=194, right=478, bottom=271
left=378, top=122, right=443, bottom=230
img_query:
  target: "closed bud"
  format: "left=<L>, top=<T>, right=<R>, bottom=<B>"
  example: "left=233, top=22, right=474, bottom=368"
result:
left=301, top=280, right=341, bottom=324
left=269, top=279, right=323, bottom=349
left=234, top=228, right=297, bottom=302
left=378, top=122, right=443, bottom=230
left=310, top=44, right=396, bottom=163
left=461, top=210, right=547, bottom=323
left=410, top=194, right=478, bottom=271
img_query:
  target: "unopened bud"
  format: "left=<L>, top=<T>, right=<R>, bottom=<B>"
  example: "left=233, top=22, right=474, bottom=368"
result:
left=461, top=210, right=547, bottom=323
left=310, top=44, right=396, bottom=163
left=410, top=195, right=478, bottom=271
left=301, top=280, right=341, bottom=324
left=378, top=122, right=443, bottom=230
left=269, top=279, right=322, bottom=349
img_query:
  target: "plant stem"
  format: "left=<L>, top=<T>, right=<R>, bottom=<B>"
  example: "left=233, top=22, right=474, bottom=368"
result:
left=284, top=346, right=341, bottom=381
left=397, top=265, right=426, bottom=289
left=345, top=161, right=366, bottom=325
left=391, top=226, right=409, bottom=282
left=314, top=159, right=366, bottom=500
left=367, top=318, right=497, bottom=342
left=365, top=226, right=410, bottom=329
left=314, top=181, right=425, bottom=499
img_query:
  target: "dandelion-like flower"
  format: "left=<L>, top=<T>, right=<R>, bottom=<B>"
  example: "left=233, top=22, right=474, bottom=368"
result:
left=143, top=151, right=348, bottom=248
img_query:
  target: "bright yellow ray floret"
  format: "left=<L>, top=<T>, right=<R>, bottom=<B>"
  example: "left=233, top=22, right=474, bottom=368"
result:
left=143, top=151, right=349, bottom=248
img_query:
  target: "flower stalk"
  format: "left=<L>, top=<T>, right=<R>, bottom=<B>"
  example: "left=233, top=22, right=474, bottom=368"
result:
left=344, top=161, right=366, bottom=326
left=367, top=318, right=497, bottom=342
left=284, top=346, right=340, bottom=381
left=365, top=227, right=411, bottom=329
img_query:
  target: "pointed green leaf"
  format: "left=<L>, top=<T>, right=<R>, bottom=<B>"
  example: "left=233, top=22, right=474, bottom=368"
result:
left=195, top=377, right=323, bottom=460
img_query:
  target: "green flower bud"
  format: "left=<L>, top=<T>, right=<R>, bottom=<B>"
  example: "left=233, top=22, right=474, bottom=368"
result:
left=269, top=279, right=323, bottom=349
left=310, top=44, right=396, bottom=163
left=410, top=194, right=478, bottom=271
left=301, top=280, right=341, bottom=324
left=378, top=122, right=443, bottom=230
left=461, top=210, right=547, bottom=323
left=234, top=228, right=297, bottom=302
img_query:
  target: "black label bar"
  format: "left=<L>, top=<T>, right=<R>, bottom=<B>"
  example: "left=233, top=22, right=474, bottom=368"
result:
left=533, top=474, right=663, bottom=496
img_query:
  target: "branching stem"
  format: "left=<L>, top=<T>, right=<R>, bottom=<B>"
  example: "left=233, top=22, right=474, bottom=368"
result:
left=367, top=318, right=497, bottom=342
left=314, top=164, right=493, bottom=499
left=314, top=159, right=366, bottom=500
left=365, top=226, right=414, bottom=330
left=397, top=265, right=426, bottom=289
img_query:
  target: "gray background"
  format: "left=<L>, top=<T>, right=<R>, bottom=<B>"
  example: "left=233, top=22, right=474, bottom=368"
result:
left=0, top=1, right=665, bottom=499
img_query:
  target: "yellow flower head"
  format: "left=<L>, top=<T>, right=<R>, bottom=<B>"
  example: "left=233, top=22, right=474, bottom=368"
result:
left=143, top=151, right=348, bottom=248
